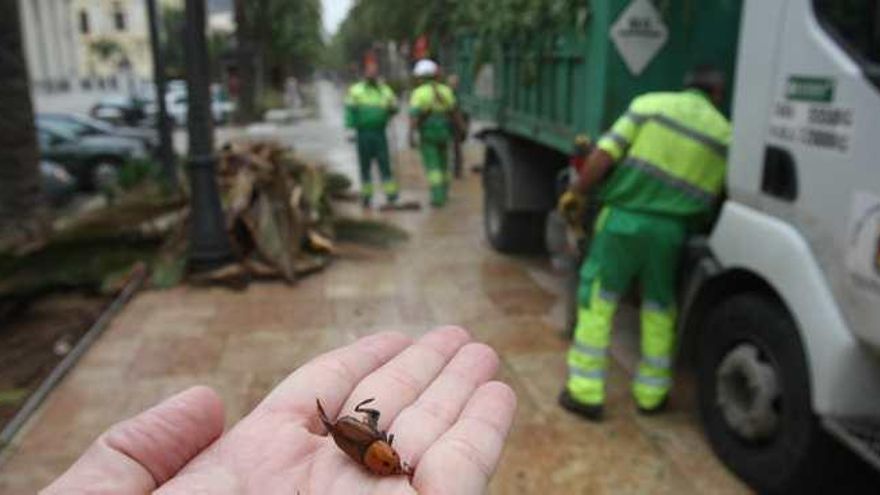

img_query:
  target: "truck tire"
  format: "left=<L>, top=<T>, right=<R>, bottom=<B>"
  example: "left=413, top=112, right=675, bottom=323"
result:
left=483, top=161, right=545, bottom=253
left=697, top=293, right=829, bottom=494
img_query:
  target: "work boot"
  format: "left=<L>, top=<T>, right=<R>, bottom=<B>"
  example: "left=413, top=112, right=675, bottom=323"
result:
left=636, top=396, right=669, bottom=416
left=558, top=389, right=603, bottom=422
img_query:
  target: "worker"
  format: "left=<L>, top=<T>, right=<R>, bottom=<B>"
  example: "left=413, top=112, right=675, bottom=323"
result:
left=447, top=73, right=469, bottom=179
left=409, top=59, right=457, bottom=207
left=345, top=63, right=399, bottom=209
left=558, top=66, right=731, bottom=420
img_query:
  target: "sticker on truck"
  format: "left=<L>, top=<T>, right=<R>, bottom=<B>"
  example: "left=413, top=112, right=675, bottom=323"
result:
left=769, top=75, right=854, bottom=154
left=847, top=191, right=880, bottom=296
left=610, top=0, right=668, bottom=76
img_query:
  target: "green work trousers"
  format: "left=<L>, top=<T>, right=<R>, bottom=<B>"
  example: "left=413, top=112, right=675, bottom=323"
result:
left=566, top=206, right=687, bottom=409
left=419, top=137, right=451, bottom=206
left=356, top=129, right=398, bottom=202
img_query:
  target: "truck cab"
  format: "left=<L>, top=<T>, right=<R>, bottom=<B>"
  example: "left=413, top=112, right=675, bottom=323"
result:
left=459, top=0, right=880, bottom=491
left=681, top=0, right=880, bottom=491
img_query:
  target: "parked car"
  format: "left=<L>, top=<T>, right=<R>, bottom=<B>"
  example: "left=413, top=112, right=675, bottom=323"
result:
left=89, top=95, right=148, bottom=127
left=36, top=120, right=149, bottom=190
left=38, top=113, right=158, bottom=152
left=40, top=160, right=77, bottom=206
left=166, top=84, right=237, bottom=126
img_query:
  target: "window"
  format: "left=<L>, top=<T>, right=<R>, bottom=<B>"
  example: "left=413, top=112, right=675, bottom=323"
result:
left=79, top=10, right=89, bottom=34
left=113, top=3, right=126, bottom=31
left=813, top=0, right=880, bottom=80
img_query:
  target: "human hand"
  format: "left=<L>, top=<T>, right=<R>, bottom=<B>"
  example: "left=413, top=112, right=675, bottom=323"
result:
left=44, top=327, right=516, bottom=494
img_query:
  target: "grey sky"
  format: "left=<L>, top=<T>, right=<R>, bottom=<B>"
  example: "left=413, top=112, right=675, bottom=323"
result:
left=322, top=0, right=353, bottom=35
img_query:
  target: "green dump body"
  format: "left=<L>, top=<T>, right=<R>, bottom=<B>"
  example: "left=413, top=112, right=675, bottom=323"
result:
left=455, top=0, right=743, bottom=155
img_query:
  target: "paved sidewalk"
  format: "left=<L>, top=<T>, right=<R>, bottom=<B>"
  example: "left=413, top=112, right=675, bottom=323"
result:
left=0, top=107, right=748, bottom=494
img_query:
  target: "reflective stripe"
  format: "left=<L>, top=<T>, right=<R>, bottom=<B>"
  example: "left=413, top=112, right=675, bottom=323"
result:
left=599, top=289, right=619, bottom=302
left=642, top=300, right=668, bottom=312
left=573, top=341, right=607, bottom=358
left=383, top=181, right=399, bottom=194
left=569, top=367, right=607, bottom=380
left=627, top=111, right=649, bottom=125
left=626, top=111, right=727, bottom=157
left=623, top=157, right=715, bottom=205
left=635, top=374, right=671, bottom=388
left=642, top=355, right=671, bottom=369
left=651, top=114, right=728, bottom=157
left=427, top=169, right=445, bottom=185
left=605, top=132, right=630, bottom=149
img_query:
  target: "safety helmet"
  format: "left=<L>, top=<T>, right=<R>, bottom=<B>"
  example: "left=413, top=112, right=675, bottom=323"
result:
left=413, top=59, right=439, bottom=77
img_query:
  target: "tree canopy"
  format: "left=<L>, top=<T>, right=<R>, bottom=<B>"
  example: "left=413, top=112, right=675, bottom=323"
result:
left=327, top=0, right=586, bottom=68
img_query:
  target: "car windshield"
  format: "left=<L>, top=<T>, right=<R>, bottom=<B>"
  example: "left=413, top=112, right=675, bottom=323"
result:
left=36, top=121, right=78, bottom=142
left=69, top=114, right=116, bottom=133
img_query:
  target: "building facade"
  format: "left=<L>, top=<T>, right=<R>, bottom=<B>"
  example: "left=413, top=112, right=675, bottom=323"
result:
left=72, top=0, right=152, bottom=87
left=18, top=0, right=81, bottom=92
left=18, top=0, right=154, bottom=93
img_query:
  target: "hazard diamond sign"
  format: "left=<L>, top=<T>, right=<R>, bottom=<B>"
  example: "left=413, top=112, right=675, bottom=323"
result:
left=611, top=0, right=669, bottom=76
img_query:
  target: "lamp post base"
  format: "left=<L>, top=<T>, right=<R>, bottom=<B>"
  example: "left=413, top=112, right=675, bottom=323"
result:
left=187, top=154, right=236, bottom=273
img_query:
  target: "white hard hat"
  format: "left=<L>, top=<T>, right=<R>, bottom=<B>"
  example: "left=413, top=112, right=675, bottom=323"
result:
left=413, top=59, right=439, bottom=77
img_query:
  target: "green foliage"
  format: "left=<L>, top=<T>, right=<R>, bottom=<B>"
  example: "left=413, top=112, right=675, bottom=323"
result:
left=328, top=0, right=588, bottom=69
left=239, top=0, right=325, bottom=80
left=118, top=158, right=160, bottom=191
left=89, top=38, right=126, bottom=61
left=160, top=4, right=186, bottom=79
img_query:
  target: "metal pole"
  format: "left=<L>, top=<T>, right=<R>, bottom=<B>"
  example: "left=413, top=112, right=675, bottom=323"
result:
left=184, top=0, right=234, bottom=271
left=145, top=0, right=176, bottom=188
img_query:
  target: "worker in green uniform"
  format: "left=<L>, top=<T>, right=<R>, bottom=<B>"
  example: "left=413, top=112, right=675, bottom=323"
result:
left=345, top=64, right=399, bottom=209
left=558, top=67, right=731, bottom=420
left=409, top=59, right=457, bottom=207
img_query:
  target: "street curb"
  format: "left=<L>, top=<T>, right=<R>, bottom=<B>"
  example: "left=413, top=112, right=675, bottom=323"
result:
left=0, top=264, right=148, bottom=455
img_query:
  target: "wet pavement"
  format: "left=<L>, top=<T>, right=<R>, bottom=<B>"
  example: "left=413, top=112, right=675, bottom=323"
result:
left=0, top=81, right=749, bottom=494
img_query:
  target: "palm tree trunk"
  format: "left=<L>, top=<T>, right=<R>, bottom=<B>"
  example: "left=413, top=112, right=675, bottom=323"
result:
left=234, top=0, right=256, bottom=122
left=0, top=0, right=45, bottom=249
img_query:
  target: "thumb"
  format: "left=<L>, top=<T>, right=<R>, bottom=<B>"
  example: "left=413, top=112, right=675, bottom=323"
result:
left=42, top=386, right=225, bottom=494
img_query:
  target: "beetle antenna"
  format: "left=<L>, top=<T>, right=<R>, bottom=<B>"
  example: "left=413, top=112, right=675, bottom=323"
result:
left=355, top=397, right=376, bottom=410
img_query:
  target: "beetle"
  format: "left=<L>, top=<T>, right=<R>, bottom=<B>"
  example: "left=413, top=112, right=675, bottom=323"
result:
left=316, top=398, right=414, bottom=477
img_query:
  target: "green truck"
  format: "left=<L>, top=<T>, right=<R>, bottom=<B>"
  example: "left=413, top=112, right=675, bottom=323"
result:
left=455, top=0, right=741, bottom=251
left=458, top=0, right=880, bottom=491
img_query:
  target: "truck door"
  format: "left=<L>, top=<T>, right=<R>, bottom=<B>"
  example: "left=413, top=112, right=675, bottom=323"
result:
left=767, top=0, right=880, bottom=350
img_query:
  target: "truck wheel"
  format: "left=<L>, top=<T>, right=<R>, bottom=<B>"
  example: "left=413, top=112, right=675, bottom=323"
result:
left=697, top=293, right=829, bottom=494
left=483, top=161, right=545, bottom=253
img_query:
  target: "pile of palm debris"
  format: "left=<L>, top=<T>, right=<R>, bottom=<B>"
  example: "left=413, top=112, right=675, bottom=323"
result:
left=1, top=139, right=407, bottom=297
left=181, top=140, right=344, bottom=284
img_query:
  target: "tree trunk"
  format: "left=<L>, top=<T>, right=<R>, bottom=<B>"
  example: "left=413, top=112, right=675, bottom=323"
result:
left=0, top=0, right=46, bottom=250
left=234, top=0, right=256, bottom=122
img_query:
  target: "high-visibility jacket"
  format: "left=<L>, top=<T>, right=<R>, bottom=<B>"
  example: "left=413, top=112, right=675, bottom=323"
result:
left=409, top=82, right=456, bottom=142
left=595, top=89, right=731, bottom=222
left=345, top=81, right=397, bottom=130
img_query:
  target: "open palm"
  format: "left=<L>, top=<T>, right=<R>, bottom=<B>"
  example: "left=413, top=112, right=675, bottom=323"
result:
left=44, top=327, right=516, bottom=495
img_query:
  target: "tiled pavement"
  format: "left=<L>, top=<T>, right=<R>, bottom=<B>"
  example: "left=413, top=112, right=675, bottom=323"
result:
left=0, top=146, right=749, bottom=494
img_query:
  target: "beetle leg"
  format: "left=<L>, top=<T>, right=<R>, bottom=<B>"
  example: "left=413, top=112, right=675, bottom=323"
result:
left=355, top=398, right=381, bottom=428
left=388, top=433, right=394, bottom=445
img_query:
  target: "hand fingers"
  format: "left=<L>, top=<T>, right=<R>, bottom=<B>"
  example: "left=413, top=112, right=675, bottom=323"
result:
left=43, top=386, right=225, bottom=494
left=340, top=326, right=472, bottom=430
left=388, top=343, right=499, bottom=465
left=257, top=331, right=412, bottom=423
left=414, top=381, right=517, bottom=495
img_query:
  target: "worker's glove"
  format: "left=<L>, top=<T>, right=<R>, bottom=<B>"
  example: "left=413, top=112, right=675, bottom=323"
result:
left=558, top=189, right=585, bottom=226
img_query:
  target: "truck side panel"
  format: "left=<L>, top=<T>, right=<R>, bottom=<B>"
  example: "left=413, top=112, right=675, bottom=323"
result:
left=457, top=0, right=743, bottom=155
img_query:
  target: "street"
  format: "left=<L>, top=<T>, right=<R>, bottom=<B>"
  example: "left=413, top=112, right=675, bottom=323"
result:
left=0, top=82, right=747, bottom=494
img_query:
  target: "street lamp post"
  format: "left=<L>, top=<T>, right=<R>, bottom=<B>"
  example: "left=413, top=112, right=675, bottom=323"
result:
left=184, top=0, right=235, bottom=272
left=145, top=0, right=176, bottom=189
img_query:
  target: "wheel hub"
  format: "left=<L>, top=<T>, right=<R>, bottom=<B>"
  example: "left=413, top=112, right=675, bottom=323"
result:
left=716, top=343, right=781, bottom=442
